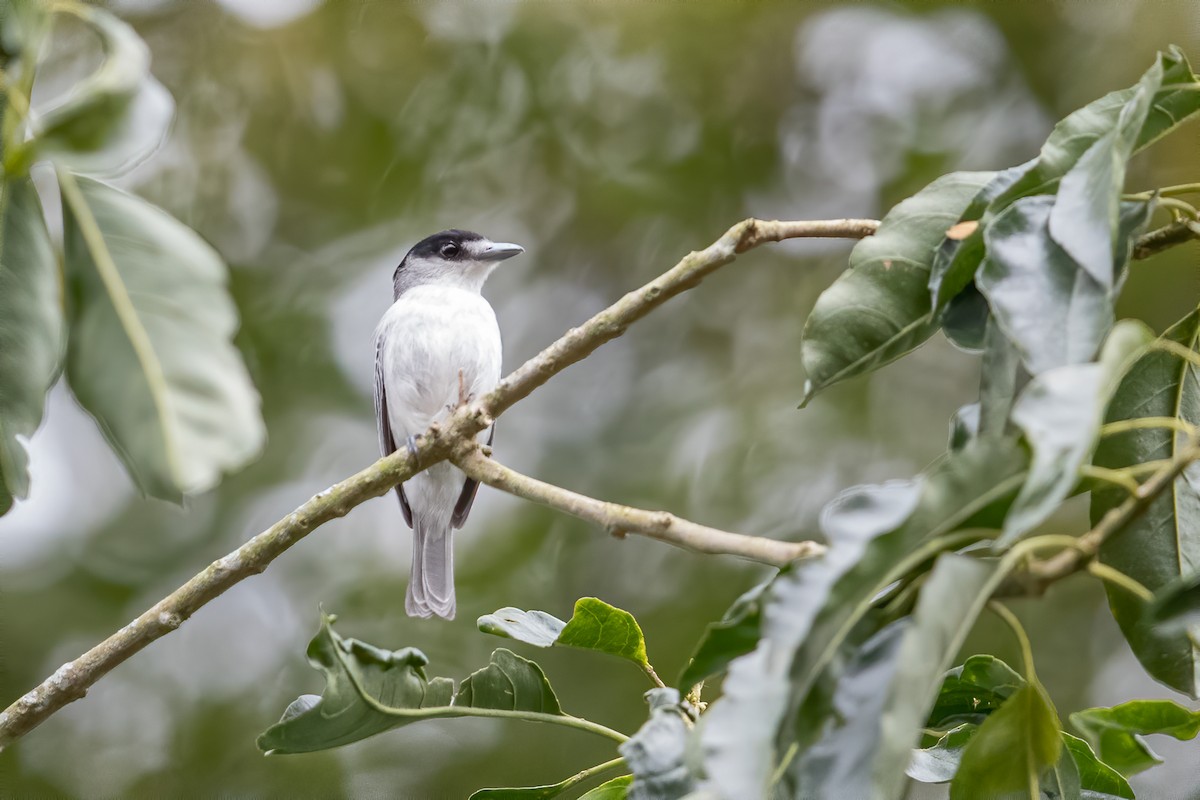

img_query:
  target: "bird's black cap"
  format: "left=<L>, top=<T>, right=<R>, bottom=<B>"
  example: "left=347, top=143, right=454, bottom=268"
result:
left=405, top=229, right=486, bottom=262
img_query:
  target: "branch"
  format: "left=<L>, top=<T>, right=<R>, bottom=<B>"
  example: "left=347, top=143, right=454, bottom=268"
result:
left=0, top=217, right=874, bottom=750
left=1133, top=218, right=1200, bottom=260
left=453, top=447, right=824, bottom=568
left=1000, top=434, right=1200, bottom=596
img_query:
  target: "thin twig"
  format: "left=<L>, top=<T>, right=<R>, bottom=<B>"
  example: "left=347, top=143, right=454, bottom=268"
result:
left=452, top=447, right=824, bottom=568
left=0, top=217, right=871, bottom=750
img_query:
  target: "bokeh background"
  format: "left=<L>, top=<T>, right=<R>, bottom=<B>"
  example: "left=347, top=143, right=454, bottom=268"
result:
left=2, top=1, right=1200, bottom=798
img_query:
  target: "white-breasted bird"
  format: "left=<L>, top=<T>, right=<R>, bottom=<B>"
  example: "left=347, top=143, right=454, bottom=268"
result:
left=373, top=230, right=523, bottom=619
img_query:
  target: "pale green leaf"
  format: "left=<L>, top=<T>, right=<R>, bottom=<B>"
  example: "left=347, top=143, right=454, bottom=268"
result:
left=60, top=174, right=264, bottom=501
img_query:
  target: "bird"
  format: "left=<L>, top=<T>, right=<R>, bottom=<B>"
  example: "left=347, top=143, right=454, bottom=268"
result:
left=373, top=229, right=524, bottom=619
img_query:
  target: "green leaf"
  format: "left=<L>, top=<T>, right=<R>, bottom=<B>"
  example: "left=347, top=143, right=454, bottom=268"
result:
left=977, top=315, right=1021, bottom=438
left=949, top=684, right=1062, bottom=800
left=1091, top=309, right=1200, bottom=696
left=931, top=47, right=1199, bottom=309
left=800, top=171, right=995, bottom=403
left=676, top=580, right=765, bottom=690
left=618, top=688, right=695, bottom=800
left=1145, top=569, right=1200, bottom=633
left=469, top=784, right=571, bottom=800
left=702, top=438, right=1027, bottom=798
left=1000, top=320, right=1153, bottom=543
left=1061, top=733, right=1134, bottom=798
left=479, top=607, right=566, bottom=647
left=1047, top=58, right=1159, bottom=289
left=60, top=174, right=264, bottom=501
left=928, top=655, right=1024, bottom=730
left=908, top=724, right=976, bottom=784
left=578, top=775, right=632, bottom=800
left=1070, top=700, right=1200, bottom=776
left=942, top=285, right=989, bottom=353
left=479, top=597, right=651, bottom=670
left=0, top=175, right=62, bottom=514
left=799, top=554, right=1015, bottom=800
left=34, top=6, right=154, bottom=165
left=258, top=615, right=568, bottom=755
left=977, top=199, right=1153, bottom=376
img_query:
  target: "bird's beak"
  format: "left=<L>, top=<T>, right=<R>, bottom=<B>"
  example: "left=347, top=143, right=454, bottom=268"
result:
left=479, top=242, right=525, bottom=261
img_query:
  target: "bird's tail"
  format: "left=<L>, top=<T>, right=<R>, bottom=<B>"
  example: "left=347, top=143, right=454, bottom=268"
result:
left=406, top=518, right=456, bottom=620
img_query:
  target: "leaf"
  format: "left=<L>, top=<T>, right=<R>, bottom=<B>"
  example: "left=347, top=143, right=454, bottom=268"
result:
left=34, top=6, right=152, bottom=162
left=800, top=171, right=995, bottom=403
left=469, top=784, right=571, bottom=800
left=927, top=655, right=1025, bottom=730
left=931, top=47, right=1199, bottom=310
left=676, top=580, right=766, bottom=690
left=0, top=176, right=62, bottom=514
left=1069, top=700, right=1200, bottom=776
left=908, top=724, right=976, bottom=784
left=1091, top=309, right=1200, bottom=696
left=479, top=597, right=650, bottom=670
left=941, top=284, right=990, bottom=353
left=1146, top=569, right=1200, bottom=634
left=578, top=776, right=633, bottom=800
left=619, top=688, right=695, bottom=800
left=1061, top=733, right=1134, bottom=799
left=1047, top=58, right=1159, bottom=288
left=977, top=198, right=1154, bottom=376
left=798, top=554, right=1015, bottom=800
left=1000, top=320, right=1154, bottom=543
left=258, top=615, right=566, bottom=754
left=60, top=174, right=264, bottom=501
left=977, top=315, right=1021, bottom=438
left=949, top=403, right=980, bottom=452
left=479, top=607, right=566, bottom=647
left=949, top=684, right=1062, bottom=800
left=701, top=438, right=1027, bottom=799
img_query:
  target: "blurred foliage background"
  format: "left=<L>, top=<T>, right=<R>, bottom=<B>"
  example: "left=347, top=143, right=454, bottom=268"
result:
left=2, top=1, right=1199, bottom=797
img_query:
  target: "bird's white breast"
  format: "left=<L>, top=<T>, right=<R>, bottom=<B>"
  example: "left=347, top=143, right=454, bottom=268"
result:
left=376, top=285, right=502, bottom=440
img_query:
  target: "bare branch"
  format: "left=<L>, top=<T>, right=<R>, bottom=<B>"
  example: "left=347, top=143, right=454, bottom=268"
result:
left=0, top=217, right=872, bottom=750
left=453, top=447, right=825, bottom=568
left=1133, top=218, right=1200, bottom=260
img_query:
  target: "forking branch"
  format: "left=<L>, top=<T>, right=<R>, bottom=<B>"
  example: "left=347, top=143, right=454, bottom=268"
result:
left=0, top=217, right=877, bottom=750
left=2, top=213, right=1196, bottom=750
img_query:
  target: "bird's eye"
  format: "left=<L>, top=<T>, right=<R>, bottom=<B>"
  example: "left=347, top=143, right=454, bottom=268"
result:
left=440, top=243, right=460, bottom=258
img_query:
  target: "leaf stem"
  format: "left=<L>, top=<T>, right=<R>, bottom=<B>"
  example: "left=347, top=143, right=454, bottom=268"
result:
left=640, top=662, right=667, bottom=689
left=1150, top=338, right=1200, bottom=369
left=1100, top=416, right=1197, bottom=438
left=565, top=757, right=627, bottom=789
left=1079, top=466, right=1141, bottom=496
left=987, top=601, right=1036, bottom=684
left=1086, top=561, right=1154, bottom=603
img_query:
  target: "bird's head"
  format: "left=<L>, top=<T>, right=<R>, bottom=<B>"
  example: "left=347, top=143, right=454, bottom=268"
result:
left=393, top=229, right=524, bottom=298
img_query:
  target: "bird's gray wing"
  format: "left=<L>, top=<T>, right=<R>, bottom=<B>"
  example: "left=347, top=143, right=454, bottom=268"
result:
left=451, top=424, right=493, bottom=529
left=374, top=334, right=413, bottom=527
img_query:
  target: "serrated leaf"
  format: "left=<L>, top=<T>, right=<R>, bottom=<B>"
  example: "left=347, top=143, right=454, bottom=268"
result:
left=908, top=724, right=976, bottom=784
left=928, top=655, right=1025, bottom=730
left=949, top=684, right=1062, bottom=800
left=702, top=438, right=1027, bottom=799
left=977, top=199, right=1153, bottom=376
left=60, top=174, right=264, bottom=501
left=479, top=598, right=650, bottom=669
left=1000, top=320, right=1154, bottom=543
left=619, top=688, right=695, bottom=800
left=676, top=580, right=766, bottom=690
left=258, top=615, right=567, bottom=754
left=0, top=176, right=62, bottom=514
left=1070, top=700, right=1200, bottom=776
left=1061, top=733, right=1134, bottom=798
left=800, top=171, right=995, bottom=403
left=578, top=775, right=633, bottom=799
left=1091, top=309, right=1200, bottom=696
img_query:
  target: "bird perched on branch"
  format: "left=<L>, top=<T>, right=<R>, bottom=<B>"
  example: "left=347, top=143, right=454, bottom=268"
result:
left=373, top=230, right=523, bottom=619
